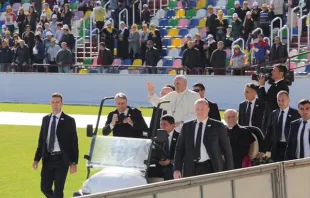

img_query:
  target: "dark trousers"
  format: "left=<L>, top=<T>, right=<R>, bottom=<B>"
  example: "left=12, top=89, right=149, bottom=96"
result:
left=232, top=68, right=245, bottom=75
left=275, top=142, right=287, bottom=162
left=194, top=160, right=214, bottom=176
left=214, top=67, right=226, bottom=75
left=163, top=165, right=174, bottom=181
left=41, top=154, right=69, bottom=198
left=96, top=21, right=105, bottom=31
left=48, top=61, right=58, bottom=73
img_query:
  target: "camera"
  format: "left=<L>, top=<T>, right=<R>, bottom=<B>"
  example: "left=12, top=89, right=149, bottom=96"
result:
left=251, top=65, right=294, bottom=86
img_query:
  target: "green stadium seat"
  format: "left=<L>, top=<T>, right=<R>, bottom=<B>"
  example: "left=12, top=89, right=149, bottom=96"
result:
left=70, top=3, right=78, bottom=11
left=83, top=59, right=92, bottom=65
left=168, top=18, right=179, bottom=27
left=186, top=9, right=196, bottom=18
left=168, top=1, right=177, bottom=9
left=226, top=0, right=235, bottom=9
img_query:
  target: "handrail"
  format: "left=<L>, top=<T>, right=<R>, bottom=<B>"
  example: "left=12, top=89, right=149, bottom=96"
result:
left=90, top=14, right=93, bottom=57
left=231, top=38, right=245, bottom=52
left=278, top=25, right=290, bottom=53
left=160, top=0, right=162, bottom=10
left=290, top=6, right=302, bottom=41
left=139, top=0, right=142, bottom=21
left=251, top=28, right=263, bottom=64
left=297, top=14, right=310, bottom=52
left=75, top=37, right=83, bottom=63
left=132, top=0, right=139, bottom=25
left=270, top=17, right=283, bottom=44
left=83, top=19, right=86, bottom=59
left=90, top=28, right=99, bottom=59
left=119, top=8, right=128, bottom=28
left=153, top=0, right=156, bottom=16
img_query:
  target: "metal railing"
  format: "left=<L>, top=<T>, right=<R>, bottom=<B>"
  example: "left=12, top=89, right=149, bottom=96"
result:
left=75, top=37, right=84, bottom=63
left=119, top=8, right=128, bottom=28
left=290, top=6, right=302, bottom=41
left=90, top=28, right=100, bottom=59
left=270, top=17, right=283, bottom=44
left=297, top=13, right=310, bottom=52
left=132, top=0, right=139, bottom=25
left=278, top=25, right=290, bottom=53
left=153, top=0, right=156, bottom=16
left=231, top=38, right=245, bottom=52
left=251, top=28, right=263, bottom=64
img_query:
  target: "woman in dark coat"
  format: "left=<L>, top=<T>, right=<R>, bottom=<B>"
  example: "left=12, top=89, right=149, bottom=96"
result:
left=33, top=34, right=45, bottom=72
left=116, top=21, right=129, bottom=59
left=100, top=20, right=117, bottom=53
left=148, top=23, right=162, bottom=51
left=61, top=4, right=73, bottom=29
left=16, top=8, right=26, bottom=37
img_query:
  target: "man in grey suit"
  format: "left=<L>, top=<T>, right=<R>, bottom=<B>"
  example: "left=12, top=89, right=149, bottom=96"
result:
left=173, top=99, right=234, bottom=179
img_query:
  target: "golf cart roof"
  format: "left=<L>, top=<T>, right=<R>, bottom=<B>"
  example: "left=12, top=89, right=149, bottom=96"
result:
left=88, top=136, right=152, bottom=171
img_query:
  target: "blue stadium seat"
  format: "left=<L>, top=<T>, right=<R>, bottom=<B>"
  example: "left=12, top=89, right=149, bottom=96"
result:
left=188, top=19, right=199, bottom=28
left=163, top=59, right=173, bottom=67
left=207, top=0, right=216, bottom=6
left=160, top=28, right=168, bottom=37
left=161, top=49, right=168, bottom=56
left=0, top=20, right=5, bottom=27
left=178, top=28, right=189, bottom=37
left=162, top=38, right=172, bottom=48
left=305, top=65, right=310, bottom=73
left=1, top=2, right=11, bottom=12
left=179, top=50, right=184, bottom=57
left=166, top=9, right=176, bottom=18
left=123, top=59, right=132, bottom=65
left=159, top=19, right=169, bottom=27
left=189, top=0, right=197, bottom=9
left=89, top=69, right=98, bottom=73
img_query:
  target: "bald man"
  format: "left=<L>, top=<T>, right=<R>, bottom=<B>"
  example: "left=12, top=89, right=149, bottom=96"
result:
left=148, top=85, right=175, bottom=137
left=224, top=109, right=255, bottom=169
left=147, top=75, right=200, bottom=132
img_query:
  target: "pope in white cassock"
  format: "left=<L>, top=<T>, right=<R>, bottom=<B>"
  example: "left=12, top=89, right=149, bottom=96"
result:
left=146, top=75, right=200, bottom=132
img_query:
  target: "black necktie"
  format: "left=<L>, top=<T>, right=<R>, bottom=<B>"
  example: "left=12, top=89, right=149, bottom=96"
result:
left=299, top=121, right=308, bottom=158
left=277, top=110, right=284, bottom=140
left=244, top=101, right=252, bottom=125
left=195, top=122, right=203, bottom=161
left=48, top=115, right=57, bottom=152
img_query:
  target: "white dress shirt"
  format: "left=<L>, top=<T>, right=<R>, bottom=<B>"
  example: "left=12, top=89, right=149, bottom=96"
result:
left=110, top=108, right=129, bottom=130
left=279, top=106, right=290, bottom=142
left=297, top=119, right=310, bottom=158
left=149, top=89, right=200, bottom=132
left=246, top=98, right=256, bottom=126
left=194, top=118, right=210, bottom=162
left=46, top=112, right=62, bottom=152
left=168, top=130, right=174, bottom=151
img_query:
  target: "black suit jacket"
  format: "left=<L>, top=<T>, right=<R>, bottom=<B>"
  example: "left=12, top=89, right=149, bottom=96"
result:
left=238, top=98, right=266, bottom=130
left=34, top=112, right=79, bottom=166
left=174, top=119, right=234, bottom=177
left=285, top=119, right=306, bottom=160
left=258, top=80, right=289, bottom=113
left=263, top=108, right=300, bottom=160
left=103, top=107, right=148, bottom=138
left=205, top=98, right=221, bottom=121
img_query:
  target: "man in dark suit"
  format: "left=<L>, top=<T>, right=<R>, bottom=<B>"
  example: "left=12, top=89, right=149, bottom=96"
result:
left=239, top=83, right=266, bottom=130
left=148, top=85, right=175, bottom=138
left=174, top=99, right=233, bottom=178
left=33, top=93, right=79, bottom=198
left=285, top=99, right=310, bottom=160
left=148, top=115, right=179, bottom=180
left=192, top=83, right=221, bottom=121
left=103, top=93, right=148, bottom=138
left=224, top=109, right=255, bottom=169
left=260, top=91, right=300, bottom=162
left=258, top=64, right=289, bottom=113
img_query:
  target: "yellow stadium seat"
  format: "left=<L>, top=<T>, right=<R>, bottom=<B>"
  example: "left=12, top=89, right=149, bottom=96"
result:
left=132, top=59, right=142, bottom=66
left=114, top=48, right=117, bottom=56
left=166, top=28, right=179, bottom=38
left=195, top=0, right=207, bottom=10
left=169, top=70, right=177, bottom=75
left=79, top=69, right=88, bottom=74
left=83, top=11, right=92, bottom=19
left=197, top=18, right=207, bottom=28
left=169, top=38, right=182, bottom=48
left=176, top=9, right=185, bottom=18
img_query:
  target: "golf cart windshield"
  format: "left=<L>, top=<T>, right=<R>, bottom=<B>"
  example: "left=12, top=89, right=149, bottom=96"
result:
left=88, top=136, right=152, bottom=171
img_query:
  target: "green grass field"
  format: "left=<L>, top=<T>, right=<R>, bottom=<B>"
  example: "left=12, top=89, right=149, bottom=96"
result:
left=0, top=103, right=224, bottom=198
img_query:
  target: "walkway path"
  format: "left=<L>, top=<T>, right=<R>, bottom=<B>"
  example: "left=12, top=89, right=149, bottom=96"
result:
left=0, top=112, right=152, bottom=128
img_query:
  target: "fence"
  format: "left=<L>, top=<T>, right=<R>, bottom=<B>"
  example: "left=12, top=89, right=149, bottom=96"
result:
left=80, top=158, right=310, bottom=198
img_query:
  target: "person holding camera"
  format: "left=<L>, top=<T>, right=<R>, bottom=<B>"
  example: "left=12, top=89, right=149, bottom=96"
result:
left=258, top=64, right=289, bottom=114
left=103, top=93, right=148, bottom=138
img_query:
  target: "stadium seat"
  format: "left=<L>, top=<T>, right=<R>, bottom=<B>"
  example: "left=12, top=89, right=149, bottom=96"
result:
left=70, top=2, right=78, bottom=11
left=173, top=59, right=182, bottom=67
left=157, top=59, right=163, bottom=66
left=74, top=11, right=84, bottom=20
left=207, top=0, right=217, bottom=6
left=195, top=0, right=207, bottom=9
left=160, top=28, right=168, bottom=37
left=12, top=3, right=21, bottom=12
left=176, top=9, right=185, bottom=18
left=119, top=69, right=129, bottom=74
left=166, top=9, right=176, bottom=18
left=188, top=18, right=199, bottom=28
left=178, top=19, right=188, bottom=28
left=132, top=59, right=142, bottom=66
left=166, top=28, right=178, bottom=38
left=186, top=9, right=196, bottom=18
left=22, top=3, right=31, bottom=11
left=194, top=9, right=207, bottom=18
left=168, top=70, right=177, bottom=75
left=177, top=1, right=183, bottom=8
left=189, top=27, right=199, bottom=37
left=197, top=18, right=206, bottom=28
left=168, top=1, right=177, bottom=9
left=166, top=48, right=180, bottom=58
left=228, top=8, right=234, bottom=16
left=89, top=69, right=98, bottom=73
left=150, top=18, right=159, bottom=26
left=122, top=59, right=132, bottom=65
left=155, top=9, right=166, bottom=19
left=0, top=13, right=6, bottom=21
left=112, top=58, right=122, bottom=66
left=83, top=59, right=92, bottom=65
left=178, top=28, right=189, bottom=37
left=168, top=18, right=179, bottom=27
left=305, top=65, right=310, bottom=73
left=161, top=49, right=168, bottom=56
left=163, top=59, right=173, bottom=67
left=199, top=28, right=207, bottom=38
left=0, top=20, right=5, bottom=28
left=189, top=0, right=197, bottom=8
left=159, top=19, right=169, bottom=27
left=162, top=38, right=172, bottom=48
left=289, top=62, right=297, bottom=70
left=1, top=2, right=11, bottom=12
left=169, top=38, right=182, bottom=48
left=179, top=50, right=184, bottom=57
left=79, top=69, right=88, bottom=74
